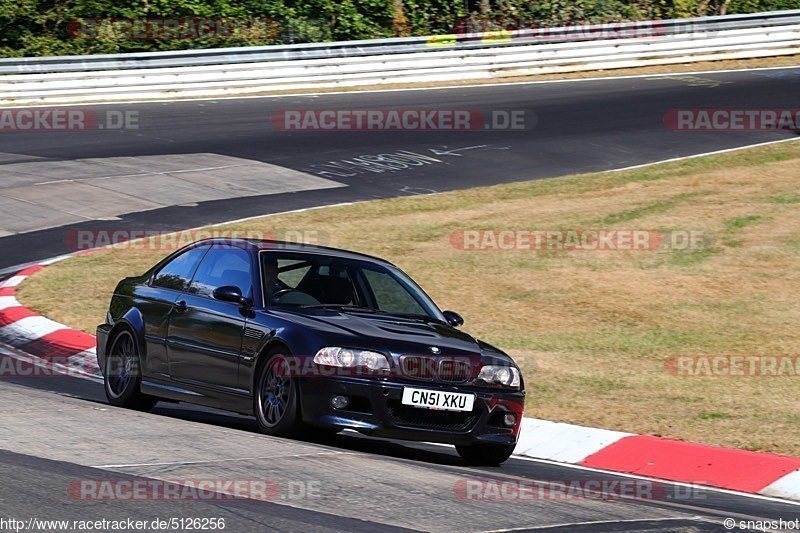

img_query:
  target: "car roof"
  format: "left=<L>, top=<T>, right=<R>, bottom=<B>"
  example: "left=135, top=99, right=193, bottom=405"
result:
left=191, top=238, right=395, bottom=267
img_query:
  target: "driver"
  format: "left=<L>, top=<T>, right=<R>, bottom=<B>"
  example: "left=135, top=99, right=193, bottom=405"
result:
left=265, top=257, right=289, bottom=302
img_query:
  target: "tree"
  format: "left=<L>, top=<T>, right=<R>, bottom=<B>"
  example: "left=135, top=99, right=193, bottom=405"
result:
left=392, top=0, right=411, bottom=36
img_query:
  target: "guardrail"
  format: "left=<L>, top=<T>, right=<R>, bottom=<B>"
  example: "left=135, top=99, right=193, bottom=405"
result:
left=1, top=9, right=799, bottom=105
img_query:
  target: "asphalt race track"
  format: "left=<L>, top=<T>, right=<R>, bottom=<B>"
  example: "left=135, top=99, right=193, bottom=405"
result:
left=1, top=358, right=799, bottom=531
left=1, top=67, right=800, bottom=531
left=1, top=67, right=799, bottom=269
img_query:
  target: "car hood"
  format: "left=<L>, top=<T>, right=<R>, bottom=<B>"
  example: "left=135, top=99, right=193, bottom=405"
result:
left=270, top=308, right=495, bottom=358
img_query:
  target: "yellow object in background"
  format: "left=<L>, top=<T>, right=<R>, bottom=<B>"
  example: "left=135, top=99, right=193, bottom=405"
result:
left=426, top=34, right=458, bottom=47
left=481, top=30, right=514, bottom=43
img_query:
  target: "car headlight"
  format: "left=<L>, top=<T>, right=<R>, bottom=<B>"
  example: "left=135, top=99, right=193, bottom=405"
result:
left=314, top=347, right=390, bottom=371
left=477, top=365, right=521, bottom=388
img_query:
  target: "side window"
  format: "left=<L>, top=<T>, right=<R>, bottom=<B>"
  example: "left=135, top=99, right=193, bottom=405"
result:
left=362, top=269, right=426, bottom=315
left=189, top=246, right=252, bottom=298
left=151, top=246, right=208, bottom=292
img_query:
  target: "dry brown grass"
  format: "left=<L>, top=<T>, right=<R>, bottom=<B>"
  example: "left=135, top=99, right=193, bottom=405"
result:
left=18, top=140, right=800, bottom=454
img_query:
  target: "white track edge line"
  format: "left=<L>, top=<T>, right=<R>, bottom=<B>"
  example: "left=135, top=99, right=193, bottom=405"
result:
left=608, top=136, right=800, bottom=172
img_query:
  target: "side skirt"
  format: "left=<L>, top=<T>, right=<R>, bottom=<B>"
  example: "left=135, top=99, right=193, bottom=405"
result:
left=141, top=378, right=253, bottom=416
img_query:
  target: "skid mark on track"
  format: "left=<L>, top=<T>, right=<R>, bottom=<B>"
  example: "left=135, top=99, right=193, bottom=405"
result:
left=646, top=74, right=732, bottom=88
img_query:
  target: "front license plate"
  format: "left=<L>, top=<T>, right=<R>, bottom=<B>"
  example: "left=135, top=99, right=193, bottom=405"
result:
left=401, top=387, right=475, bottom=412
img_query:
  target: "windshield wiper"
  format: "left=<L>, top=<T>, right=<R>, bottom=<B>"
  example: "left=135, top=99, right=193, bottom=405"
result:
left=301, top=305, right=445, bottom=324
left=373, top=311, right=447, bottom=325
left=302, top=304, right=378, bottom=313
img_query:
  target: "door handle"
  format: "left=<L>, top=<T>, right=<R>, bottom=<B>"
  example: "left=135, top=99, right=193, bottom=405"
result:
left=175, top=300, right=188, bottom=312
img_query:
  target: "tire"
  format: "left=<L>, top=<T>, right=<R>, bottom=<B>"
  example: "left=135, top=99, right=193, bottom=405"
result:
left=254, top=350, right=303, bottom=437
left=104, top=328, right=158, bottom=411
left=456, top=443, right=516, bottom=466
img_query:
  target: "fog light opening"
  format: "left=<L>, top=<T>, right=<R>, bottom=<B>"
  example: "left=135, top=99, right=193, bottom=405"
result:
left=502, top=413, right=517, bottom=427
left=330, top=395, right=349, bottom=410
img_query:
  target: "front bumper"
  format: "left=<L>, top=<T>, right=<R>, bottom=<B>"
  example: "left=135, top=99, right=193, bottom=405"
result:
left=298, top=376, right=525, bottom=447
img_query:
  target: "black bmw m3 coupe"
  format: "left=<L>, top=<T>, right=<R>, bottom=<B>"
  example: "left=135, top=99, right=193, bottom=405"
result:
left=97, top=238, right=525, bottom=465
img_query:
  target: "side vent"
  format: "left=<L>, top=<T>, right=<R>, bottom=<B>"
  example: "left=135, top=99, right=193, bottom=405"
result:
left=244, top=327, right=264, bottom=340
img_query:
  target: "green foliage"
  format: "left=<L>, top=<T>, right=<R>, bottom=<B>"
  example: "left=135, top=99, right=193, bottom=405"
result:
left=0, top=0, right=798, bottom=57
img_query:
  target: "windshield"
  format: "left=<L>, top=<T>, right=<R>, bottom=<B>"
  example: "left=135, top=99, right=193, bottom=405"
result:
left=260, top=251, right=445, bottom=321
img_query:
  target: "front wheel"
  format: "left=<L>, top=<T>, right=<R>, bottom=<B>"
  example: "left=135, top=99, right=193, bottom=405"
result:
left=104, top=329, right=157, bottom=411
left=456, top=443, right=516, bottom=466
left=254, top=351, right=303, bottom=437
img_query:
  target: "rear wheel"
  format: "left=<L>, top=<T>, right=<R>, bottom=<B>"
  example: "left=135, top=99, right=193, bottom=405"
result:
left=104, top=329, right=157, bottom=411
left=456, top=443, right=516, bottom=466
left=254, top=351, right=303, bottom=437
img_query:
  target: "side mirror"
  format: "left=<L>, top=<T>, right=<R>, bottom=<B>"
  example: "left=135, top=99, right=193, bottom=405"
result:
left=213, top=286, right=252, bottom=307
left=442, top=310, right=464, bottom=328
